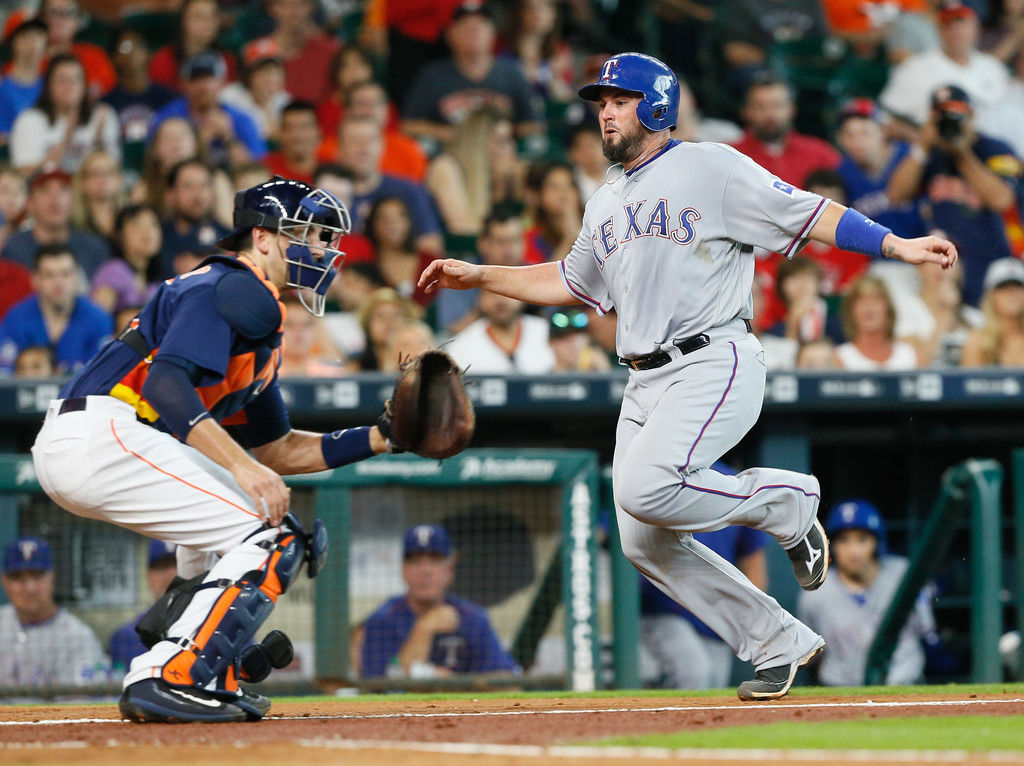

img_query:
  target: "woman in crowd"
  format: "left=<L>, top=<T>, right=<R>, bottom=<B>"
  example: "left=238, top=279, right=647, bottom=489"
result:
left=502, top=0, right=574, bottom=102
left=351, top=288, right=419, bottom=372
left=365, top=196, right=437, bottom=307
left=836, top=275, right=919, bottom=371
left=135, top=117, right=232, bottom=225
left=90, top=203, right=163, bottom=316
left=316, top=46, right=378, bottom=142
left=278, top=294, right=347, bottom=378
left=523, top=161, right=583, bottom=264
left=219, top=39, right=290, bottom=144
left=425, top=108, right=527, bottom=236
left=149, top=0, right=238, bottom=91
left=72, top=149, right=125, bottom=240
left=9, top=54, right=120, bottom=175
left=960, top=258, right=1024, bottom=367
left=897, top=261, right=982, bottom=367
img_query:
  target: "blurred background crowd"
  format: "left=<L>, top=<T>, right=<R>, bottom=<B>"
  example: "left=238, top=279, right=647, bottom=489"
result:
left=0, top=0, right=1024, bottom=380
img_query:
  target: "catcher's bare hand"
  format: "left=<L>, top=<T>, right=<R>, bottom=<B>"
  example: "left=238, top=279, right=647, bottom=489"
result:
left=234, top=460, right=290, bottom=526
left=418, top=259, right=484, bottom=294
left=882, top=233, right=958, bottom=270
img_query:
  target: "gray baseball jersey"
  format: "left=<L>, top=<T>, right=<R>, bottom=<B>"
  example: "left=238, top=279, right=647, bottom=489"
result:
left=797, top=556, right=935, bottom=686
left=559, top=140, right=827, bottom=358
left=0, top=604, right=111, bottom=688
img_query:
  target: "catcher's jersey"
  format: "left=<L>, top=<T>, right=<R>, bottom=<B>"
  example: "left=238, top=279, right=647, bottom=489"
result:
left=559, top=140, right=829, bottom=358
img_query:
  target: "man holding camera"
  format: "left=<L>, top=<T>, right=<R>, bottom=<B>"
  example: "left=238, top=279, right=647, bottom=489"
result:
left=886, top=84, right=1021, bottom=307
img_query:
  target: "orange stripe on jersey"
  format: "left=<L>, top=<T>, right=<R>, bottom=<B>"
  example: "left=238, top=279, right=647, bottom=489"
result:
left=195, top=347, right=281, bottom=412
left=109, top=418, right=259, bottom=519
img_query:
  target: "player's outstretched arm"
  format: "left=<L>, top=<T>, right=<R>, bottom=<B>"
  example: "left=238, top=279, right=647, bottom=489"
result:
left=809, top=201, right=958, bottom=270
left=418, top=259, right=578, bottom=306
left=252, top=427, right=389, bottom=476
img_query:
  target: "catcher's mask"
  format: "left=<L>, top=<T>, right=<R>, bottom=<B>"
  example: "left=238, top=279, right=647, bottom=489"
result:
left=218, top=177, right=352, bottom=317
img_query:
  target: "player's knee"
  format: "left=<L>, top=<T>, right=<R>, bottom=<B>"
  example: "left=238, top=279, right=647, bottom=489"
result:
left=614, top=465, right=678, bottom=523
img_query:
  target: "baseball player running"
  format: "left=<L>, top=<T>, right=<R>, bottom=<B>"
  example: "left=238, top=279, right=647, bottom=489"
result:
left=419, top=53, right=957, bottom=700
left=31, top=178, right=394, bottom=722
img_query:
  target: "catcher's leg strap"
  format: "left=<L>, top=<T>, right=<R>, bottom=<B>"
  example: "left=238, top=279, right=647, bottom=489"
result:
left=161, top=526, right=307, bottom=689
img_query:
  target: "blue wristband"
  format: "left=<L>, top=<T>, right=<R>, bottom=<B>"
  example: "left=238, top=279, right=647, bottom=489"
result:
left=835, top=208, right=892, bottom=258
left=321, top=426, right=374, bottom=468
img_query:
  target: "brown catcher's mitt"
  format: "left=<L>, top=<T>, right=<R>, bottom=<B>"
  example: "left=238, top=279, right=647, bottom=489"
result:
left=379, top=349, right=475, bottom=459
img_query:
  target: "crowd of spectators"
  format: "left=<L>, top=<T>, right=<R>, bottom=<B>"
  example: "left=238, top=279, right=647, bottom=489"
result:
left=0, top=0, right=1022, bottom=379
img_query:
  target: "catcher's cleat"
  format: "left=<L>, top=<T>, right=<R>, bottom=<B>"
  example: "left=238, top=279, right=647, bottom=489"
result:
left=785, top=517, right=829, bottom=591
left=235, top=689, right=271, bottom=720
left=119, top=679, right=252, bottom=723
left=737, top=639, right=825, bottom=701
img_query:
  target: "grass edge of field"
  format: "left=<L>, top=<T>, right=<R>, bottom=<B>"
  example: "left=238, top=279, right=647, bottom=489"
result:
left=2, top=681, right=1022, bottom=708
left=579, top=713, right=1024, bottom=752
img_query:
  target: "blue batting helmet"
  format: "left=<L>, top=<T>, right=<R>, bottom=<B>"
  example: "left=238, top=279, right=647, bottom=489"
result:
left=578, top=52, right=679, bottom=132
left=825, top=499, right=888, bottom=556
left=218, top=177, right=351, bottom=317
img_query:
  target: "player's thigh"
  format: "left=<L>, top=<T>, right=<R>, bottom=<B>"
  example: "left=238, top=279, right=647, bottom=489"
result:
left=82, top=417, right=263, bottom=554
left=32, top=413, right=96, bottom=516
left=628, top=336, right=766, bottom=476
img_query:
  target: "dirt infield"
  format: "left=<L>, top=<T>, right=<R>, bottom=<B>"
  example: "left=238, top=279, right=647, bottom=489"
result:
left=2, top=690, right=1023, bottom=766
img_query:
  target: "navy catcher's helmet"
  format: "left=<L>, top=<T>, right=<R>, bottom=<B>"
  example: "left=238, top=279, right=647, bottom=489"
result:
left=578, top=52, right=679, bottom=132
left=825, top=499, right=888, bottom=556
left=218, top=177, right=351, bottom=316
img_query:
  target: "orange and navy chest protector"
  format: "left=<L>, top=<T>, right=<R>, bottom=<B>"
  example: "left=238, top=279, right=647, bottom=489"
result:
left=62, top=254, right=290, bottom=447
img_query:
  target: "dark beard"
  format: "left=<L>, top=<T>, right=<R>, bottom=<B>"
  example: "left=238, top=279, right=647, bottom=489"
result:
left=602, top=128, right=646, bottom=164
left=751, top=124, right=789, bottom=144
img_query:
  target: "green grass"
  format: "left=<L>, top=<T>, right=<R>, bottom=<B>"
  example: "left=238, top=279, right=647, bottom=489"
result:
left=588, top=715, right=1024, bottom=751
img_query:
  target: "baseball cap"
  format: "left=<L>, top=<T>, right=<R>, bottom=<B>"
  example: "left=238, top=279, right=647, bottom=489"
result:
left=3, top=537, right=53, bottom=575
left=835, top=97, right=883, bottom=127
left=402, top=524, right=453, bottom=558
left=451, top=0, right=494, bottom=23
left=242, top=38, right=283, bottom=69
left=983, top=257, right=1024, bottom=292
left=180, top=51, right=227, bottom=81
left=29, top=162, right=72, bottom=191
left=5, top=16, right=47, bottom=44
left=931, top=83, right=971, bottom=112
left=937, top=0, right=976, bottom=24
left=824, top=500, right=888, bottom=554
left=147, top=540, right=177, bottom=568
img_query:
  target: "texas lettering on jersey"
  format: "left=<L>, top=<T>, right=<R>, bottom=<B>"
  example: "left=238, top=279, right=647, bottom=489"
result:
left=593, top=199, right=702, bottom=266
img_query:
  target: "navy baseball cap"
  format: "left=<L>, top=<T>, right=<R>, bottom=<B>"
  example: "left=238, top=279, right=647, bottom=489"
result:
left=3, top=537, right=53, bottom=574
left=403, top=524, right=453, bottom=558
left=148, top=540, right=177, bottom=568
left=180, top=51, right=227, bottom=81
left=825, top=500, right=888, bottom=554
left=931, top=84, right=971, bottom=112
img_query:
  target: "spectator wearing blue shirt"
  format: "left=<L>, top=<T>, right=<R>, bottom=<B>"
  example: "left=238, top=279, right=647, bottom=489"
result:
left=639, top=461, right=770, bottom=689
left=109, top=541, right=178, bottom=674
left=887, top=84, right=1022, bottom=306
left=150, top=52, right=266, bottom=168
left=337, top=116, right=443, bottom=255
left=359, top=524, right=519, bottom=679
left=835, top=98, right=925, bottom=240
left=0, top=18, right=47, bottom=145
left=1, top=165, right=112, bottom=279
left=0, top=244, right=113, bottom=375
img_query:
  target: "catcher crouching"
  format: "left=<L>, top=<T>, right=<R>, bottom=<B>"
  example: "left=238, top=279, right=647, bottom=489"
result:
left=29, top=178, right=474, bottom=723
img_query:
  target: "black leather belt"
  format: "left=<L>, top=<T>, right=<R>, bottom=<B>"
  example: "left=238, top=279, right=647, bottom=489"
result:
left=58, top=397, right=88, bottom=415
left=621, top=319, right=752, bottom=372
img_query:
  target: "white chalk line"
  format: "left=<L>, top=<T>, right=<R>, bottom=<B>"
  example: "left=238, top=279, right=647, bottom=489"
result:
left=0, top=696, right=1021, bottom=728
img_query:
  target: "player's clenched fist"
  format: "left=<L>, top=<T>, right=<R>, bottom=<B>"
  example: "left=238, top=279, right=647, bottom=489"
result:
left=418, top=259, right=484, bottom=294
left=881, top=233, right=959, bottom=270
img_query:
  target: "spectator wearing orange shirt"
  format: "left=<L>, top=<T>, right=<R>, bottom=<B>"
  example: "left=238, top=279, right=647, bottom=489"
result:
left=37, top=0, right=116, bottom=98
left=821, top=0, right=935, bottom=63
left=730, top=71, right=840, bottom=188
left=319, top=81, right=427, bottom=183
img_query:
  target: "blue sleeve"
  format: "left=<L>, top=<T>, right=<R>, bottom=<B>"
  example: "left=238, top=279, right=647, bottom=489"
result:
left=231, top=110, right=267, bottom=160
left=142, top=356, right=210, bottom=438
left=233, top=379, right=291, bottom=448
left=460, top=604, right=518, bottom=673
left=361, top=613, right=403, bottom=678
left=156, top=283, right=234, bottom=376
left=0, top=312, right=18, bottom=373
left=405, top=184, right=442, bottom=236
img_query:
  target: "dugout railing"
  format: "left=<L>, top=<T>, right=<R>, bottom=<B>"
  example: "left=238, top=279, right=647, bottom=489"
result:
left=0, top=449, right=606, bottom=697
